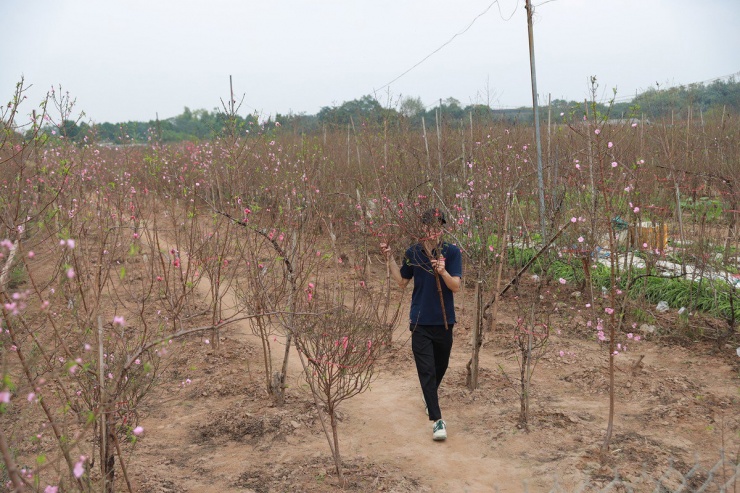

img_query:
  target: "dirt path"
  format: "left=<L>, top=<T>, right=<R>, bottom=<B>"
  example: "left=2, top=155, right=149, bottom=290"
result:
left=340, top=368, right=534, bottom=492
left=129, top=242, right=740, bottom=492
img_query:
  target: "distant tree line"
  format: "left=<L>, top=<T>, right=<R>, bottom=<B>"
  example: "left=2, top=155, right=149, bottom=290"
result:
left=41, top=77, right=740, bottom=144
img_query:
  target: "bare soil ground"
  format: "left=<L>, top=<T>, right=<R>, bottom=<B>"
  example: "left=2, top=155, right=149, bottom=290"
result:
left=127, top=259, right=740, bottom=493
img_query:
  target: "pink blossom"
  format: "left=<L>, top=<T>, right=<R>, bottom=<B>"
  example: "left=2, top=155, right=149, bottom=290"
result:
left=611, top=161, right=618, bottom=168
left=608, top=142, right=613, bottom=148
left=578, top=237, right=584, bottom=243
left=133, top=426, right=144, bottom=436
left=66, top=268, right=75, bottom=279
left=113, top=315, right=125, bottom=326
left=605, top=307, right=614, bottom=315
left=27, top=392, right=35, bottom=402
left=594, top=129, right=600, bottom=135
left=4, top=302, right=19, bottom=315
left=28, top=251, right=35, bottom=258
left=558, top=278, right=566, bottom=284
left=44, top=486, right=58, bottom=493
left=633, top=207, right=640, bottom=213
left=73, top=457, right=86, bottom=478
left=0, top=391, right=10, bottom=403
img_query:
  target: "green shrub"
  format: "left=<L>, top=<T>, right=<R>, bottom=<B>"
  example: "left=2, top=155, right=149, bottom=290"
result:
left=506, top=246, right=740, bottom=322
left=7, top=264, right=26, bottom=290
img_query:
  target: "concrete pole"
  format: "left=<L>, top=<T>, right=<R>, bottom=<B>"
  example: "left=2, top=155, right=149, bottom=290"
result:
left=525, top=0, right=547, bottom=244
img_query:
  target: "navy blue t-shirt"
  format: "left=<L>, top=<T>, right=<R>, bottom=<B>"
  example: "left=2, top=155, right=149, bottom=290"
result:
left=399, top=242, right=462, bottom=326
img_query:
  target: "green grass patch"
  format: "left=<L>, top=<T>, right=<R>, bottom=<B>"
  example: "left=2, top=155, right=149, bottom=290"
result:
left=507, top=246, right=740, bottom=322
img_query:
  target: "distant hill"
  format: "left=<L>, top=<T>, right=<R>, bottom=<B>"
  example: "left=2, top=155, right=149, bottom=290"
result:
left=47, top=77, right=740, bottom=144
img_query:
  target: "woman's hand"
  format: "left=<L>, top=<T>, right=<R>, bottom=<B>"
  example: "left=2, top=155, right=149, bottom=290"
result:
left=431, top=256, right=460, bottom=292
left=430, top=256, right=446, bottom=274
left=380, top=242, right=392, bottom=260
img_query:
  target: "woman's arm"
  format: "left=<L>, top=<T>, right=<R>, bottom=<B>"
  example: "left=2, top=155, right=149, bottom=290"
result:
left=380, top=243, right=410, bottom=289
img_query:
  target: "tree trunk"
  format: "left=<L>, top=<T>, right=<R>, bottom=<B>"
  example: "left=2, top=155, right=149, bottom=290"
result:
left=329, top=410, right=344, bottom=485
left=467, top=280, right=483, bottom=390
left=103, top=419, right=116, bottom=493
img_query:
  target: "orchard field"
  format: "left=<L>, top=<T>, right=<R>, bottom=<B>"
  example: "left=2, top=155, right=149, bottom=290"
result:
left=1, top=83, right=739, bottom=492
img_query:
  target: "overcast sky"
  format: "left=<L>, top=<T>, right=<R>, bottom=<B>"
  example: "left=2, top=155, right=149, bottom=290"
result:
left=2, top=0, right=738, bottom=123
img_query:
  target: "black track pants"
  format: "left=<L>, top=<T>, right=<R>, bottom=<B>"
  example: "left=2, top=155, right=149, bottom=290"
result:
left=410, top=323, right=453, bottom=421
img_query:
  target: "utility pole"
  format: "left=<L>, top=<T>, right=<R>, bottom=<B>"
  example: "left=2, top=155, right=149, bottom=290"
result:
left=525, top=0, right=547, bottom=244
left=229, top=75, right=235, bottom=115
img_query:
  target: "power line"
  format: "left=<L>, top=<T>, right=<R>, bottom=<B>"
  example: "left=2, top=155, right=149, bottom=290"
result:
left=373, top=0, right=519, bottom=96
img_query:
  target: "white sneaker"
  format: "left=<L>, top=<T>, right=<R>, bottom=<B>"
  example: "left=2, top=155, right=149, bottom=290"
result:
left=432, top=419, right=447, bottom=441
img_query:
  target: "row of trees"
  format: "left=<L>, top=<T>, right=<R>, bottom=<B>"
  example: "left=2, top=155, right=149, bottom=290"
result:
left=43, top=77, right=740, bottom=145
left=2, top=75, right=738, bottom=490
